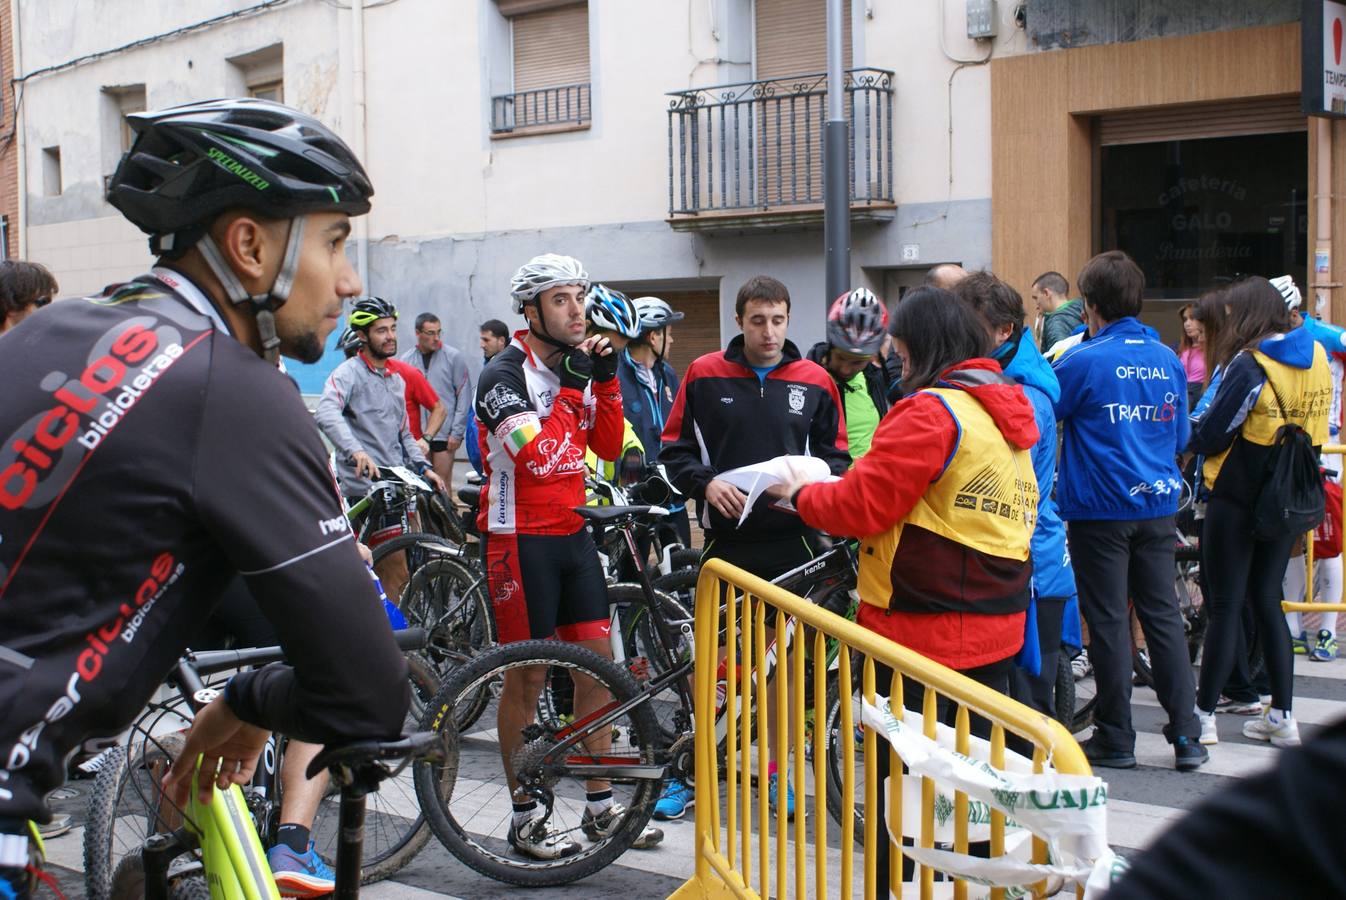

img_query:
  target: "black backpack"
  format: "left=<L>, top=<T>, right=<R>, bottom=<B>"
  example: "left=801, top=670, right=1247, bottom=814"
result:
left=1252, top=374, right=1325, bottom=540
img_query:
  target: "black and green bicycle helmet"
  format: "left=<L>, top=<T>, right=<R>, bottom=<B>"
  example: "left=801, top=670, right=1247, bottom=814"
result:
left=349, top=297, right=398, bottom=331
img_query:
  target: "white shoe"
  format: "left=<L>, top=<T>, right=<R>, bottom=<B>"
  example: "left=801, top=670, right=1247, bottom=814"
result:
left=1198, top=712, right=1218, bottom=746
left=509, top=812, right=581, bottom=860
left=1071, top=650, right=1092, bottom=681
left=1242, top=712, right=1301, bottom=747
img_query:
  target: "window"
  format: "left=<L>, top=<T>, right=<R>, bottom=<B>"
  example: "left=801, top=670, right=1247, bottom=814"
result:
left=227, top=44, right=284, bottom=103
left=104, top=85, right=147, bottom=154
left=492, top=1, right=590, bottom=134
left=1, top=217, right=10, bottom=261
left=41, top=146, right=61, bottom=196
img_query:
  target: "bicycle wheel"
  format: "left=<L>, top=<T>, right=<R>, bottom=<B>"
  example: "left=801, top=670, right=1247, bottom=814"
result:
left=1054, top=650, right=1076, bottom=728
left=311, top=653, right=440, bottom=883
left=1070, top=654, right=1097, bottom=734
left=609, top=584, right=692, bottom=745
left=84, top=733, right=188, bottom=900
left=823, top=670, right=866, bottom=843
left=413, top=640, right=662, bottom=887
left=401, top=557, right=496, bottom=729
left=420, top=489, right=468, bottom=545
left=651, top=568, right=698, bottom=617
left=109, top=850, right=210, bottom=900
left=371, top=532, right=458, bottom=594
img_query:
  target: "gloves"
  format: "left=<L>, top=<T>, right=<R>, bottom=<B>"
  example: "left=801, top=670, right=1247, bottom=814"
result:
left=591, top=344, right=619, bottom=382
left=559, top=349, right=594, bottom=391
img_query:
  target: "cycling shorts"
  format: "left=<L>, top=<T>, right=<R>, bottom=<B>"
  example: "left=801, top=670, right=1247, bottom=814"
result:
left=485, top=529, right=610, bottom=644
left=429, top=440, right=449, bottom=453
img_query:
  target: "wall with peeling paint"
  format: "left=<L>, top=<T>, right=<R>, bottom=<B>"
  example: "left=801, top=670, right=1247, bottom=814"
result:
left=1023, top=0, right=1300, bottom=51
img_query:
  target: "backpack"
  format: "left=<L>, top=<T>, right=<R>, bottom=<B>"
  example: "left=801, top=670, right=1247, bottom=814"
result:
left=1313, top=477, right=1343, bottom=559
left=1252, top=374, right=1325, bottom=540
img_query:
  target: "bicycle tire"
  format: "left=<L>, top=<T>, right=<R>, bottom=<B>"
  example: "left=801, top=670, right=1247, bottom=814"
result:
left=109, top=850, right=210, bottom=900
left=413, top=639, right=662, bottom=887
left=311, top=653, right=440, bottom=882
left=667, top=547, right=701, bottom=573
left=1054, top=650, right=1076, bottom=728
left=401, top=556, right=496, bottom=730
left=84, top=733, right=188, bottom=900
left=421, top=489, right=468, bottom=546
left=651, top=568, right=698, bottom=611
left=822, top=670, right=866, bottom=843
left=371, top=531, right=458, bottom=597
left=609, top=584, right=692, bottom=745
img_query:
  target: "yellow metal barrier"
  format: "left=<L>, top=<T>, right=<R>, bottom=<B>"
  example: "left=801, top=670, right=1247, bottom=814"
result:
left=1283, top=442, right=1346, bottom=615
left=669, top=559, right=1093, bottom=900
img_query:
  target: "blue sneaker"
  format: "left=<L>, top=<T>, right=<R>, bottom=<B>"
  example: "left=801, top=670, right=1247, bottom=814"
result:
left=653, top=778, right=694, bottom=820
left=768, top=772, right=795, bottom=819
left=267, top=842, right=335, bottom=898
left=1310, top=629, right=1338, bottom=662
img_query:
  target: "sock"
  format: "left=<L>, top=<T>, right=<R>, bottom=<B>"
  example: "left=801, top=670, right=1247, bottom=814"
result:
left=586, top=789, right=614, bottom=815
left=275, top=823, right=310, bottom=854
left=1268, top=708, right=1292, bottom=725
left=512, top=799, right=538, bottom=827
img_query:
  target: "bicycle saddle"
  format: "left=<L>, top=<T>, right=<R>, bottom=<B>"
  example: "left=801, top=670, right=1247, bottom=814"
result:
left=306, top=731, right=449, bottom=780
left=457, top=484, right=482, bottom=507
left=572, top=504, right=667, bottom=524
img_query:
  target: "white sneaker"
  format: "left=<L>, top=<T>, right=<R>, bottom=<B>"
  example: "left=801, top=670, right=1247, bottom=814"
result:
left=1198, top=711, right=1218, bottom=745
left=1242, top=712, right=1301, bottom=747
left=509, top=812, right=581, bottom=860
left=1071, top=650, right=1092, bottom=681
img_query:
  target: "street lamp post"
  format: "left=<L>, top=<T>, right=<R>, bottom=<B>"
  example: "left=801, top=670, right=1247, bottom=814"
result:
left=823, top=0, right=850, bottom=305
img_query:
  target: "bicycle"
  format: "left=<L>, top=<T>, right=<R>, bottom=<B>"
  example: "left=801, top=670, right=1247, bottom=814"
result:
left=84, top=629, right=438, bottom=900
left=109, top=729, right=449, bottom=900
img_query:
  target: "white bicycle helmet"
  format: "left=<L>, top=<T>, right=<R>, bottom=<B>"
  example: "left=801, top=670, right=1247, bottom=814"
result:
left=825, top=287, right=888, bottom=356
left=633, top=296, right=685, bottom=332
left=586, top=284, right=642, bottom=338
left=509, top=254, right=590, bottom=314
left=1271, top=274, right=1301, bottom=311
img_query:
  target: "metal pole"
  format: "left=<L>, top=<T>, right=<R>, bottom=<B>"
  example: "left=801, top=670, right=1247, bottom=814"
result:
left=824, top=0, right=850, bottom=305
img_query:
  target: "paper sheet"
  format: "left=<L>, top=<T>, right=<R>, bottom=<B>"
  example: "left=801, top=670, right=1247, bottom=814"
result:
left=716, top=454, right=838, bottom=525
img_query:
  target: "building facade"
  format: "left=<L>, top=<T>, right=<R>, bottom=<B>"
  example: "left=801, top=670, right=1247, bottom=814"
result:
left=12, top=0, right=1337, bottom=387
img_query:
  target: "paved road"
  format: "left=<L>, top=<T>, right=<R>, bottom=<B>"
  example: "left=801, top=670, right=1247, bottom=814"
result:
left=41, top=653, right=1346, bottom=898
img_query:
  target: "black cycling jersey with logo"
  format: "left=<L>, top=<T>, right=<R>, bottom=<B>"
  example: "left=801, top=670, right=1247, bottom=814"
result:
left=0, top=276, right=409, bottom=823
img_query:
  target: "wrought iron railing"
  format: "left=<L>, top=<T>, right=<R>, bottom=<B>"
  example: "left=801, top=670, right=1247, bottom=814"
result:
left=667, top=68, right=894, bottom=217
left=492, top=82, right=591, bottom=134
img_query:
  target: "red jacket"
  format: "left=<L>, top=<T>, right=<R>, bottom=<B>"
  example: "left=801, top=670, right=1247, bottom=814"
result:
left=797, top=359, right=1039, bottom=670
left=385, top=358, right=440, bottom=440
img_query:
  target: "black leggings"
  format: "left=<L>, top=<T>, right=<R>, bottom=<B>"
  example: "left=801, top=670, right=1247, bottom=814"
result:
left=1197, top=495, right=1297, bottom=712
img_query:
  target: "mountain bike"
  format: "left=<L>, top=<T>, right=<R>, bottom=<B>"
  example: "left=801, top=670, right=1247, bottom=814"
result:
left=109, top=730, right=449, bottom=900
left=84, top=629, right=437, bottom=900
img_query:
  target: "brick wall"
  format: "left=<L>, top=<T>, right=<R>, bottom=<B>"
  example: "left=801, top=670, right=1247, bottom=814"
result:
left=0, top=2, right=17, bottom=260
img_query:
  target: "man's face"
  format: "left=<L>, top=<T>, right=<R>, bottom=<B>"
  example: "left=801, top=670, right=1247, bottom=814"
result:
left=736, top=299, right=789, bottom=367
left=364, top=318, right=398, bottom=360
left=273, top=212, right=362, bottom=363
left=480, top=329, right=508, bottom=359
left=529, top=284, right=588, bottom=346
left=1030, top=284, right=1049, bottom=316
left=416, top=321, right=441, bottom=354
left=649, top=326, right=671, bottom=357
left=825, top=349, right=869, bottom=382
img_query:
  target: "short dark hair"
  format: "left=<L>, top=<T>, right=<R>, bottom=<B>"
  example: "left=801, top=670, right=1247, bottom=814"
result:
left=1077, top=250, right=1144, bottom=323
left=735, top=275, right=790, bottom=317
left=1032, top=271, right=1069, bottom=296
left=953, top=271, right=1026, bottom=332
left=889, top=286, right=992, bottom=392
left=0, top=261, right=58, bottom=315
left=480, top=318, right=509, bottom=339
left=414, top=312, right=440, bottom=331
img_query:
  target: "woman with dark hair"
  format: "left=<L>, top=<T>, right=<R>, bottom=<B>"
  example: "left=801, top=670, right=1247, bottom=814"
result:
left=1190, top=276, right=1332, bottom=748
left=768, top=286, right=1040, bottom=891
left=1178, top=302, right=1206, bottom=409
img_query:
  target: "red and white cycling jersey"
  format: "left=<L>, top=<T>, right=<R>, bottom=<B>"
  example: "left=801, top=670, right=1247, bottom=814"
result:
left=474, top=332, right=623, bottom=534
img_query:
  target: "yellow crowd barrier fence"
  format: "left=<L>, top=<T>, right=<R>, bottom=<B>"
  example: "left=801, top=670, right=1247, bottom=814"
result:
left=669, top=558, right=1093, bottom=900
left=1284, top=443, right=1346, bottom=615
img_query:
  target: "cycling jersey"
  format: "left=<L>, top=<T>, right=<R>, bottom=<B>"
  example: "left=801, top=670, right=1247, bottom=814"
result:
left=0, top=273, right=410, bottom=823
left=473, top=332, right=624, bottom=535
left=384, top=358, right=440, bottom=441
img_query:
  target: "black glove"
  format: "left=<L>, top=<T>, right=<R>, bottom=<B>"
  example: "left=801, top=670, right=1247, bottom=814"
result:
left=591, top=344, right=619, bottom=382
left=559, top=348, right=594, bottom=391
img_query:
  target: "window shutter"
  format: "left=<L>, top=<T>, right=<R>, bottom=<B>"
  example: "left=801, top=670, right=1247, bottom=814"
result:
left=754, top=0, right=852, bottom=80
left=1097, top=96, right=1306, bottom=146
left=512, top=2, right=589, bottom=92
left=659, top=290, right=723, bottom=374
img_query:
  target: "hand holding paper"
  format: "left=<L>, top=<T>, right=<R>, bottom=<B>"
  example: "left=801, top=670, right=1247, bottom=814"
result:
left=717, top=455, right=838, bottom=526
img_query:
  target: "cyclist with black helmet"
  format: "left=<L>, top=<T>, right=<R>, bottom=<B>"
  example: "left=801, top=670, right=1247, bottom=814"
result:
left=0, top=99, right=410, bottom=898
left=806, top=287, right=902, bottom=460
left=473, top=254, right=663, bottom=859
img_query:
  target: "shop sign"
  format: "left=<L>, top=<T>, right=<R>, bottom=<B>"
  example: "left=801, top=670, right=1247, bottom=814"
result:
left=1304, top=0, right=1346, bottom=118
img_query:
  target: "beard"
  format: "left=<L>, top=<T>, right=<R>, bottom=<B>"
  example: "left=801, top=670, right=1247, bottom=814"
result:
left=368, top=338, right=397, bottom=360
left=281, top=328, right=326, bottom=364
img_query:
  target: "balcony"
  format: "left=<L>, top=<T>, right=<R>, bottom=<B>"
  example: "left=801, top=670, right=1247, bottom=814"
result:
left=491, top=82, right=591, bottom=138
left=666, top=68, right=895, bottom=231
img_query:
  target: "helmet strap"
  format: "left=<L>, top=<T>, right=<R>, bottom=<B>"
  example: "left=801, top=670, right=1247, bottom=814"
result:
left=527, top=297, right=576, bottom=355
left=195, top=215, right=308, bottom=366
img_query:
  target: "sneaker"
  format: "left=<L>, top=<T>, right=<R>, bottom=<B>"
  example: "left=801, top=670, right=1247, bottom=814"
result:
left=1071, top=649, right=1092, bottom=681
left=1214, top=695, right=1263, bottom=716
left=1243, top=712, right=1301, bottom=747
left=1173, top=736, right=1209, bottom=772
left=767, top=771, right=795, bottom=819
left=1197, top=712, right=1218, bottom=746
left=267, top=842, right=335, bottom=898
left=36, top=815, right=71, bottom=840
left=581, top=803, right=664, bottom=849
left=1080, top=735, right=1136, bottom=769
left=653, top=778, right=694, bottom=820
left=1310, top=630, right=1338, bottom=663
left=508, top=812, right=581, bottom=860
left=1292, top=631, right=1310, bottom=655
